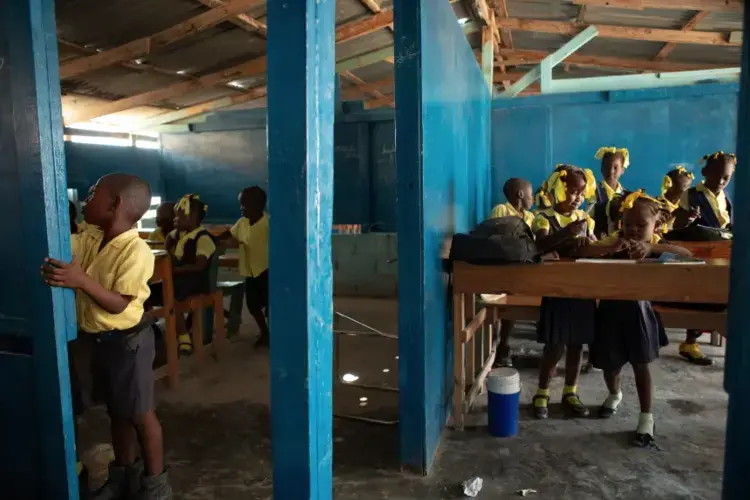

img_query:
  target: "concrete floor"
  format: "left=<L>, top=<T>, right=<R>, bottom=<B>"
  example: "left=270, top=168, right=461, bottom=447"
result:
left=78, top=299, right=728, bottom=499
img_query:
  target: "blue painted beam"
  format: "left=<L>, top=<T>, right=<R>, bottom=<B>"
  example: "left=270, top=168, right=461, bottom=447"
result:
left=722, top=4, right=750, bottom=499
left=0, top=0, right=78, bottom=497
left=500, top=25, right=598, bottom=97
left=267, top=0, right=335, bottom=498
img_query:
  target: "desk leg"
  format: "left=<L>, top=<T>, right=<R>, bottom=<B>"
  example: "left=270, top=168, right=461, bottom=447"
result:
left=162, top=265, right=178, bottom=388
left=193, top=307, right=205, bottom=365
left=453, top=291, right=465, bottom=430
left=213, top=292, right=227, bottom=359
left=465, top=294, right=476, bottom=386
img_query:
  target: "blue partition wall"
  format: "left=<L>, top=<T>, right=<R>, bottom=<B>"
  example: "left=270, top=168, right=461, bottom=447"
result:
left=395, top=0, right=491, bottom=473
left=491, top=83, right=739, bottom=203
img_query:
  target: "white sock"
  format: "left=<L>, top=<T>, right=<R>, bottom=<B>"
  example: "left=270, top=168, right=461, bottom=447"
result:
left=603, top=391, right=623, bottom=410
left=637, top=412, right=655, bottom=436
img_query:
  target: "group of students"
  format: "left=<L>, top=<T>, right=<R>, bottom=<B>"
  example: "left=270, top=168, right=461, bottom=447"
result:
left=52, top=175, right=270, bottom=500
left=488, top=147, right=736, bottom=447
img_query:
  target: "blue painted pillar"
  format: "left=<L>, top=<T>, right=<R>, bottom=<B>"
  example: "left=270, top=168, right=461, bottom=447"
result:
left=0, top=0, right=78, bottom=498
left=723, top=5, right=750, bottom=499
left=267, top=1, right=335, bottom=499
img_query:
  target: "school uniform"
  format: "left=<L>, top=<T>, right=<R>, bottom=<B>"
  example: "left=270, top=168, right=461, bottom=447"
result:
left=658, top=195, right=680, bottom=231
left=70, top=228, right=156, bottom=419
left=231, top=213, right=269, bottom=312
left=679, top=183, right=732, bottom=229
left=533, top=208, right=597, bottom=346
left=169, top=226, right=217, bottom=300
left=592, top=181, right=624, bottom=238
left=590, top=233, right=668, bottom=371
left=489, top=202, right=534, bottom=229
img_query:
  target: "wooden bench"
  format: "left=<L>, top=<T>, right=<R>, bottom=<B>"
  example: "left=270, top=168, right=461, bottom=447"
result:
left=479, top=294, right=727, bottom=346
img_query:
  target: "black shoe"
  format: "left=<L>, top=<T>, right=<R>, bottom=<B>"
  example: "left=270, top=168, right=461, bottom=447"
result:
left=532, top=395, right=550, bottom=419
left=562, top=393, right=590, bottom=418
left=90, top=460, right=143, bottom=500
left=598, top=405, right=617, bottom=419
left=633, top=426, right=660, bottom=450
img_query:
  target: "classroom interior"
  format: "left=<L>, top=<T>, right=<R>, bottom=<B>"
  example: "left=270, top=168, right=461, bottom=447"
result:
left=2, top=0, right=750, bottom=499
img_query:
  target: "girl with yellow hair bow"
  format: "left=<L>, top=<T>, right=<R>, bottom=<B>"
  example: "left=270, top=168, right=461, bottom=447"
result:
left=158, top=193, right=216, bottom=355
left=658, top=166, right=696, bottom=229
left=594, top=147, right=629, bottom=205
left=530, top=164, right=606, bottom=422
left=589, top=192, right=691, bottom=448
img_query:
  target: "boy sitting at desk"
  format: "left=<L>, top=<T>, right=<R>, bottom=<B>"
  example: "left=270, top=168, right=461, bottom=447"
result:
left=489, top=178, right=535, bottom=229
left=43, top=174, right=172, bottom=499
left=148, top=201, right=175, bottom=243
left=218, top=186, right=270, bottom=348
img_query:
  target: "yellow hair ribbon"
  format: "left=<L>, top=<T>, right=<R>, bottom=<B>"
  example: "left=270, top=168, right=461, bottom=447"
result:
left=582, top=168, right=597, bottom=202
left=660, top=175, right=673, bottom=197
left=175, top=194, right=208, bottom=216
left=549, top=170, right=567, bottom=203
left=701, top=151, right=738, bottom=165
left=619, top=190, right=659, bottom=212
left=595, top=147, right=630, bottom=169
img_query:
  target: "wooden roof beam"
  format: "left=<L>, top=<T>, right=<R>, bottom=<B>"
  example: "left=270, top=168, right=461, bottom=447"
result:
left=336, top=10, right=394, bottom=43
left=496, top=17, right=740, bottom=46
left=194, top=0, right=267, bottom=38
left=358, top=0, right=394, bottom=33
left=341, top=71, right=394, bottom=107
left=66, top=13, right=397, bottom=125
left=498, top=48, right=732, bottom=72
left=654, top=11, right=710, bottom=60
left=572, top=0, right=744, bottom=13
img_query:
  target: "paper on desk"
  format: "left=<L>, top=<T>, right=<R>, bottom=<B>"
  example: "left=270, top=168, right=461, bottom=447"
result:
left=576, top=259, right=637, bottom=264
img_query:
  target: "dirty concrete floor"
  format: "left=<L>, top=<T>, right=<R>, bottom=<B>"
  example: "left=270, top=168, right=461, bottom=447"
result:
left=78, top=300, right=728, bottom=500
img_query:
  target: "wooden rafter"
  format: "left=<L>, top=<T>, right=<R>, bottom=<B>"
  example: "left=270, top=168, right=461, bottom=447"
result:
left=194, top=0, right=267, bottom=38
left=336, top=10, right=393, bottom=43
left=498, top=48, right=732, bottom=72
left=341, top=71, right=394, bottom=107
left=341, top=77, right=393, bottom=99
left=65, top=11, right=396, bottom=124
left=491, top=0, right=514, bottom=49
left=495, top=17, right=740, bottom=46
left=59, top=0, right=263, bottom=79
left=572, top=0, right=743, bottom=13
left=358, top=0, right=394, bottom=33
left=654, top=11, right=711, bottom=60
left=364, top=94, right=395, bottom=109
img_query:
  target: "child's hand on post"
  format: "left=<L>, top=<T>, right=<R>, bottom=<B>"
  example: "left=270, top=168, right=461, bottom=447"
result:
left=41, top=257, right=88, bottom=289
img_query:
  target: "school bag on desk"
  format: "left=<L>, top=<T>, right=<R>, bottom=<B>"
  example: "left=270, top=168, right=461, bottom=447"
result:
left=447, top=216, right=542, bottom=270
left=664, top=225, right=732, bottom=242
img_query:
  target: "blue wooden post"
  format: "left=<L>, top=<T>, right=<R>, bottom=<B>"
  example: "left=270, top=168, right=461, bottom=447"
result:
left=722, top=5, right=750, bottom=499
left=267, top=1, right=335, bottom=498
left=0, top=0, right=78, bottom=498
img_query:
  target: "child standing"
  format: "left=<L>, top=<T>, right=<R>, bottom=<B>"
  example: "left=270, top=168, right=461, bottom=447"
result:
left=673, top=151, right=736, bottom=365
left=591, top=192, right=691, bottom=447
left=43, top=174, right=171, bottom=499
left=219, top=186, right=270, bottom=348
left=148, top=201, right=176, bottom=243
left=592, top=147, right=630, bottom=238
left=489, top=178, right=535, bottom=229
left=488, top=177, right=534, bottom=366
left=164, top=194, right=216, bottom=354
left=532, top=165, right=601, bottom=419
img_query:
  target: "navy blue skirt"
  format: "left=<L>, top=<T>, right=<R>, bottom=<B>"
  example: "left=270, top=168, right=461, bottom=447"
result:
left=590, top=300, right=667, bottom=371
left=536, top=297, right=597, bottom=346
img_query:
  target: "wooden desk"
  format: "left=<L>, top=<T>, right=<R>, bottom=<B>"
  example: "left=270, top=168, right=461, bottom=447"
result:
left=219, top=253, right=239, bottom=269
left=149, top=250, right=179, bottom=387
left=666, top=240, right=732, bottom=260
left=451, top=259, right=731, bottom=429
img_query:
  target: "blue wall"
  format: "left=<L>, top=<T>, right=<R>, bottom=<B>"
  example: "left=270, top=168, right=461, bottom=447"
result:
left=491, top=83, right=739, bottom=205
left=395, top=0, right=491, bottom=473
left=65, top=142, right=164, bottom=199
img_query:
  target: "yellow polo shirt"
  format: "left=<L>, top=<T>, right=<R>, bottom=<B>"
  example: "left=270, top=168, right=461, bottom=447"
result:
left=532, top=208, right=594, bottom=235
left=170, top=226, right=216, bottom=260
left=489, top=203, right=535, bottom=229
left=231, top=213, right=269, bottom=277
left=679, top=183, right=730, bottom=228
left=71, top=228, right=154, bottom=333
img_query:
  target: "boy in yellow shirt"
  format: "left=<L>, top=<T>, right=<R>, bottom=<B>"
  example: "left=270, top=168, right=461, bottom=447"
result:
left=43, top=174, right=171, bottom=500
left=148, top=201, right=175, bottom=243
left=219, top=186, right=269, bottom=347
left=488, top=178, right=535, bottom=229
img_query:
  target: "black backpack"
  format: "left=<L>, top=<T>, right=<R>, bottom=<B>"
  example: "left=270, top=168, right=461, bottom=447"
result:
left=664, top=225, right=733, bottom=242
left=447, top=217, right=541, bottom=271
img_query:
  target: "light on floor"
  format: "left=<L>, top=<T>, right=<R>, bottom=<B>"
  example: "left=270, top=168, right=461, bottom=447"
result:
left=359, top=397, right=368, bottom=402
left=359, top=401, right=368, bottom=407
left=382, top=368, right=390, bottom=373
left=342, top=373, right=359, bottom=383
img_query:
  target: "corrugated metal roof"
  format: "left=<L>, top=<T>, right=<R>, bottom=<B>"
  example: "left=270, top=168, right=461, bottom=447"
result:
left=583, top=7, right=691, bottom=29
